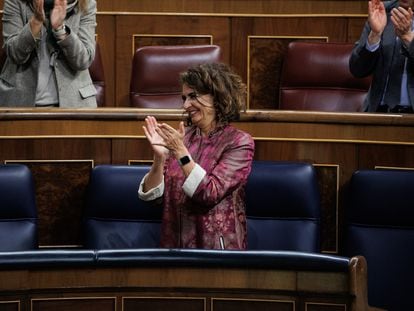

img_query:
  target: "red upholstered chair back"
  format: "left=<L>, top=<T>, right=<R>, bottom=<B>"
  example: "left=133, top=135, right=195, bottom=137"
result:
left=89, top=43, right=106, bottom=107
left=130, top=45, right=221, bottom=108
left=279, top=41, right=371, bottom=112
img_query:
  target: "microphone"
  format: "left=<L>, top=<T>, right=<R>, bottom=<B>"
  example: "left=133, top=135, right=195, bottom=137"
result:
left=219, top=236, right=225, bottom=250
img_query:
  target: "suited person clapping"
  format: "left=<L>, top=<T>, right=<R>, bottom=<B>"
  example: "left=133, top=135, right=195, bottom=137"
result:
left=0, top=0, right=97, bottom=108
left=350, top=0, right=414, bottom=113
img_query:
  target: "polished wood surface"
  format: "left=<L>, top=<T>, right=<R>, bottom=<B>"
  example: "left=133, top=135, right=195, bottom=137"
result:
left=95, top=0, right=367, bottom=14
left=0, top=255, right=370, bottom=311
left=0, top=109, right=413, bottom=251
left=0, top=0, right=368, bottom=14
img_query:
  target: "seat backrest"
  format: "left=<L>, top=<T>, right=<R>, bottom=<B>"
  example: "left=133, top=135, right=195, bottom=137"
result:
left=0, top=164, right=38, bottom=251
left=89, top=42, right=106, bottom=107
left=279, top=41, right=371, bottom=112
left=130, top=45, right=221, bottom=108
left=83, top=165, right=163, bottom=249
left=245, top=161, right=321, bottom=252
left=343, top=169, right=414, bottom=310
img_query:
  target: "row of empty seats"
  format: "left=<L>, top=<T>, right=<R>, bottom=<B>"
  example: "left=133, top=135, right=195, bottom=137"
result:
left=0, top=42, right=370, bottom=110
left=130, top=42, right=371, bottom=111
left=1, top=162, right=413, bottom=310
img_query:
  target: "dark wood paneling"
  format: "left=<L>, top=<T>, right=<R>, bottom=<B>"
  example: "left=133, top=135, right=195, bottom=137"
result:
left=306, top=303, right=346, bottom=311
left=115, top=15, right=230, bottom=107
left=5, top=161, right=93, bottom=247
left=0, top=139, right=111, bottom=163
left=0, top=256, right=369, bottom=311
left=32, top=298, right=115, bottom=311
left=358, top=144, right=414, bottom=169
left=248, top=37, right=327, bottom=109
left=0, top=301, right=20, bottom=311
left=96, top=15, right=116, bottom=107
left=315, top=165, right=339, bottom=253
left=0, top=138, right=111, bottom=246
left=213, top=299, right=294, bottom=311
left=123, top=297, right=205, bottom=311
left=347, top=17, right=367, bottom=43
left=133, top=36, right=212, bottom=51
left=94, top=0, right=367, bottom=15
left=231, top=16, right=350, bottom=106
left=0, top=0, right=368, bottom=14
left=112, top=138, right=155, bottom=164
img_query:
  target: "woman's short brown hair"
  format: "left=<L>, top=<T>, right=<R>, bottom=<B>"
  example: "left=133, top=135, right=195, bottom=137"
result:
left=180, top=62, right=246, bottom=126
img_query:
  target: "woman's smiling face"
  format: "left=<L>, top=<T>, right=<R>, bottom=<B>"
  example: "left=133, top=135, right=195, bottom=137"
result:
left=182, top=84, right=216, bottom=134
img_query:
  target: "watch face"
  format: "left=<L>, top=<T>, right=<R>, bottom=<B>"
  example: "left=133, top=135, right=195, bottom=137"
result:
left=179, top=155, right=191, bottom=166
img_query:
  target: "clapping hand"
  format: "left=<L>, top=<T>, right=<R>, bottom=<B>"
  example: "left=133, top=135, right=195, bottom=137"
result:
left=155, top=121, right=186, bottom=157
left=143, top=116, right=170, bottom=158
left=32, top=0, right=46, bottom=23
left=391, top=6, right=414, bottom=44
left=368, top=0, right=387, bottom=36
left=50, top=0, right=67, bottom=30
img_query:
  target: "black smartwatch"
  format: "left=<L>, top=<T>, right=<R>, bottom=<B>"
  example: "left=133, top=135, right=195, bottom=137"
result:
left=178, top=155, right=192, bottom=166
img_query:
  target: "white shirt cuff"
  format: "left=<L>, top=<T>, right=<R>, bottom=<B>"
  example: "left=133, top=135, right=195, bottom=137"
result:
left=138, top=173, right=164, bottom=201
left=182, top=163, right=206, bottom=198
left=365, top=39, right=380, bottom=52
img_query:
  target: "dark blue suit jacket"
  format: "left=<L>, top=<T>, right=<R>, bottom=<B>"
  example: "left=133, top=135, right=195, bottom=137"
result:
left=349, top=0, right=414, bottom=112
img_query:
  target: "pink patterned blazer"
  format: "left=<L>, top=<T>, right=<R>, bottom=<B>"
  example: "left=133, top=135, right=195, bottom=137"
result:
left=159, top=124, right=255, bottom=249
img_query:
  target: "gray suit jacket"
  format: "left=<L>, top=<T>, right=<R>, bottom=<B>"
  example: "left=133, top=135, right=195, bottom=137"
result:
left=0, top=0, right=97, bottom=108
left=349, top=0, right=414, bottom=112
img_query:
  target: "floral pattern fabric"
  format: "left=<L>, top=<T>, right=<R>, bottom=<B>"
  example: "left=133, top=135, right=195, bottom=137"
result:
left=161, top=124, right=255, bottom=249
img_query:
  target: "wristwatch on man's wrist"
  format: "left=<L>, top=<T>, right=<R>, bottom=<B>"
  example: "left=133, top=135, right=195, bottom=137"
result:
left=178, top=155, right=192, bottom=166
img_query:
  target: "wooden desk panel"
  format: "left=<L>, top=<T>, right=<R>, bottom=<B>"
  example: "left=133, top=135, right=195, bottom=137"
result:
left=1, top=108, right=413, bottom=251
left=0, top=255, right=370, bottom=311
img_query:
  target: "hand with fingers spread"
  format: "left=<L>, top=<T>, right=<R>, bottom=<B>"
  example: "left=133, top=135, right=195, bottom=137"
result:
left=29, top=0, right=45, bottom=37
left=156, top=121, right=187, bottom=159
left=32, top=0, right=46, bottom=23
left=50, top=0, right=67, bottom=30
left=391, top=6, right=414, bottom=45
left=368, top=0, right=387, bottom=44
left=142, top=116, right=169, bottom=159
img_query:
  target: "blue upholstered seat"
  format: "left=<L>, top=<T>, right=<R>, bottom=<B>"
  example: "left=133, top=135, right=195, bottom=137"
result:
left=343, top=169, right=414, bottom=311
left=82, top=165, right=163, bottom=249
left=0, top=164, right=38, bottom=251
left=245, top=161, right=321, bottom=252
